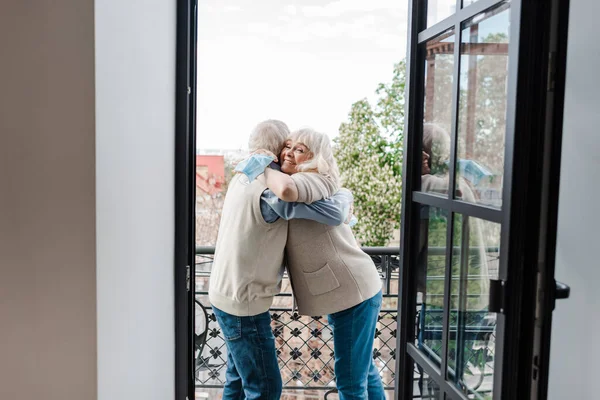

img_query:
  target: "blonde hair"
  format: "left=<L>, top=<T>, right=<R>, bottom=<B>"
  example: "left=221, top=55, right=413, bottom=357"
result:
left=288, top=128, right=340, bottom=186
left=248, top=120, right=289, bottom=155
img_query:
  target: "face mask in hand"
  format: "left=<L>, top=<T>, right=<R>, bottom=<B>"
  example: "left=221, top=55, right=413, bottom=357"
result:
left=234, top=154, right=275, bottom=182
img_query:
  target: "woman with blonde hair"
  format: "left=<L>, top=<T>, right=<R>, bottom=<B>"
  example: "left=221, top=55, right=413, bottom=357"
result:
left=254, top=128, right=386, bottom=400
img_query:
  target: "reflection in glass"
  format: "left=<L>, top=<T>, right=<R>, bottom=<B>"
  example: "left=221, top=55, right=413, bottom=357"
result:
left=427, top=0, right=457, bottom=27
left=456, top=4, right=511, bottom=208
left=412, top=359, right=442, bottom=399
left=414, top=206, right=448, bottom=369
left=448, top=214, right=500, bottom=398
left=463, top=0, right=481, bottom=7
left=421, top=31, right=454, bottom=194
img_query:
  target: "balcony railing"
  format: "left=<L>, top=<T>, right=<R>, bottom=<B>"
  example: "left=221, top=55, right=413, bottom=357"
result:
left=194, top=246, right=496, bottom=399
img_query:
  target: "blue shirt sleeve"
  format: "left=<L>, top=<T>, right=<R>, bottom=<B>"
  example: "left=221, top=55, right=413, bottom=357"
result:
left=260, top=192, right=281, bottom=223
left=260, top=188, right=353, bottom=225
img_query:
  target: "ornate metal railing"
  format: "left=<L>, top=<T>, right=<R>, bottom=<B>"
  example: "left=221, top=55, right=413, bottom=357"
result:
left=194, top=246, right=400, bottom=397
left=194, top=246, right=496, bottom=398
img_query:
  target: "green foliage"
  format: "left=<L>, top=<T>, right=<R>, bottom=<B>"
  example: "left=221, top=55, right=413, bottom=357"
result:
left=483, top=32, right=508, bottom=43
left=334, top=61, right=406, bottom=246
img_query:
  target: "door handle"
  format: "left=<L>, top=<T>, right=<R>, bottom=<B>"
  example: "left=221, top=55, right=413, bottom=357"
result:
left=554, top=280, right=570, bottom=300
left=552, top=280, right=570, bottom=310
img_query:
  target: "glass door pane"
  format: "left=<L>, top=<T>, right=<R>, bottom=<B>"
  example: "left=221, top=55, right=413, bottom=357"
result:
left=456, top=3, right=511, bottom=208
left=462, top=0, right=481, bottom=7
left=448, top=215, right=501, bottom=398
left=415, top=206, right=449, bottom=368
left=427, top=0, right=458, bottom=27
left=413, top=358, right=443, bottom=399
left=422, top=30, right=455, bottom=196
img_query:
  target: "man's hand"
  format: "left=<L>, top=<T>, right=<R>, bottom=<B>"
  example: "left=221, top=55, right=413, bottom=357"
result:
left=234, top=151, right=277, bottom=181
left=344, top=202, right=355, bottom=225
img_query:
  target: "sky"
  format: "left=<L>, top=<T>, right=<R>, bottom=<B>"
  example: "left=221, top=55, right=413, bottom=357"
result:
left=196, top=0, right=408, bottom=151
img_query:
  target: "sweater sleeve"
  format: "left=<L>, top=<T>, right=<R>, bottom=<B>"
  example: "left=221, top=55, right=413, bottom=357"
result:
left=290, top=172, right=339, bottom=204
left=421, top=174, right=450, bottom=194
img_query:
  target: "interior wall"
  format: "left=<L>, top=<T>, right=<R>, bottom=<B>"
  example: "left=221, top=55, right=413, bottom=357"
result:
left=0, top=1, right=97, bottom=400
left=95, top=0, right=176, bottom=399
left=548, top=0, right=600, bottom=397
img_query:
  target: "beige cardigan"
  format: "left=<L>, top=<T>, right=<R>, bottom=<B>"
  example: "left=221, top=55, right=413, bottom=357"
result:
left=286, top=173, right=382, bottom=316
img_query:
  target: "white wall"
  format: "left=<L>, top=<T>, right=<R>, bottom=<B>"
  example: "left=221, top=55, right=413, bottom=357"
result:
left=548, top=0, right=600, bottom=397
left=0, top=2, right=97, bottom=400
left=95, top=0, right=176, bottom=399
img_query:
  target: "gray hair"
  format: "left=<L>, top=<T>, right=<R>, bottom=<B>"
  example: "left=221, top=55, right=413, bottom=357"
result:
left=248, top=120, right=289, bottom=155
left=422, top=123, right=451, bottom=168
left=288, top=128, right=340, bottom=186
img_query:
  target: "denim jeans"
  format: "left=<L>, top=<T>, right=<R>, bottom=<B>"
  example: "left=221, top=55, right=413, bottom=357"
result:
left=328, top=290, right=386, bottom=400
left=212, top=307, right=282, bottom=400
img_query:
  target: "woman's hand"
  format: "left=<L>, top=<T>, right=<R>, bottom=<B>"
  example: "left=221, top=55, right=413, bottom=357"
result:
left=251, top=148, right=278, bottom=163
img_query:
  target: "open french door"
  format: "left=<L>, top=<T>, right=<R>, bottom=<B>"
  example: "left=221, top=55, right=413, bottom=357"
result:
left=395, top=0, right=571, bottom=398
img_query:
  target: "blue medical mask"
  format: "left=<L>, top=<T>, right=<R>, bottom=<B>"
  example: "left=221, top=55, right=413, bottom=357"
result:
left=234, top=154, right=275, bottom=182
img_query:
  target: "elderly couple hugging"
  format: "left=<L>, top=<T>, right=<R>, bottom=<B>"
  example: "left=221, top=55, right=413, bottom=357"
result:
left=208, top=120, right=385, bottom=400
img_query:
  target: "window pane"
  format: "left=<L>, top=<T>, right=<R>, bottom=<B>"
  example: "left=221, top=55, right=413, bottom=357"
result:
left=421, top=31, right=455, bottom=196
left=448, top=214, right=500, bottom=398
left=412, top=358, right=442, bottom=398
left=462, top=0, right=481, bottom=7
left=414, top=206, right=448, bottom=369
left=427, top=0, right=457, bottom=27
left=456, top=3, right=510, bottom=208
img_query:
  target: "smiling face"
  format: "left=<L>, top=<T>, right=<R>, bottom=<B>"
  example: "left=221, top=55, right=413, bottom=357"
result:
left=279, top=140, right=312, bottom=175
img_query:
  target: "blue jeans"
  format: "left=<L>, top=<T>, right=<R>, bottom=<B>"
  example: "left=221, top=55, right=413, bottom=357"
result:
left=328, top=290, right=386, bottom=400
left=212, top=307, right=282, bottom=400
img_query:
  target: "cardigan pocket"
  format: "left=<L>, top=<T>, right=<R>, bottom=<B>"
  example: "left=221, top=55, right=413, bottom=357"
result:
left=302, top=263, right=340, bottom=296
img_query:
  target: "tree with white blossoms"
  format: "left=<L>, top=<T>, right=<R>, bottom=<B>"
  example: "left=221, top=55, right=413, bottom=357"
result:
left=335, top=61, right=405, bottom=246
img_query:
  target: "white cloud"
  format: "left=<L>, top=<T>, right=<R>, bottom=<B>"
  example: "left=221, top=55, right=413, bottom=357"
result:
left=198, top=3, right=215, bottom=12
left=276, top=15, right=380, bottom=42
left=247, top=22, right=272, bottom=34
left=241, top=15, right=406, bottom=55
left=302, top=0, right=404, bottom=17
left=224, top=5, right=242, bottom=12
left=195, top=1, right=409, bottom=150
left=376, top=33, right=406, bottom=50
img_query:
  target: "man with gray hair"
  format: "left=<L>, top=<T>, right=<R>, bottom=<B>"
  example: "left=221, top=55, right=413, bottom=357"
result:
left=209, top=120, right=353, bottom=399
left=247, top=119, right=290, bottom=155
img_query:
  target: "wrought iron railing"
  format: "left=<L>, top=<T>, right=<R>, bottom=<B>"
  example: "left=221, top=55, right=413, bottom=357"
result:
left=194, top=246, right=400, bottom=397
left=194, top=246, right=496, bottom=399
